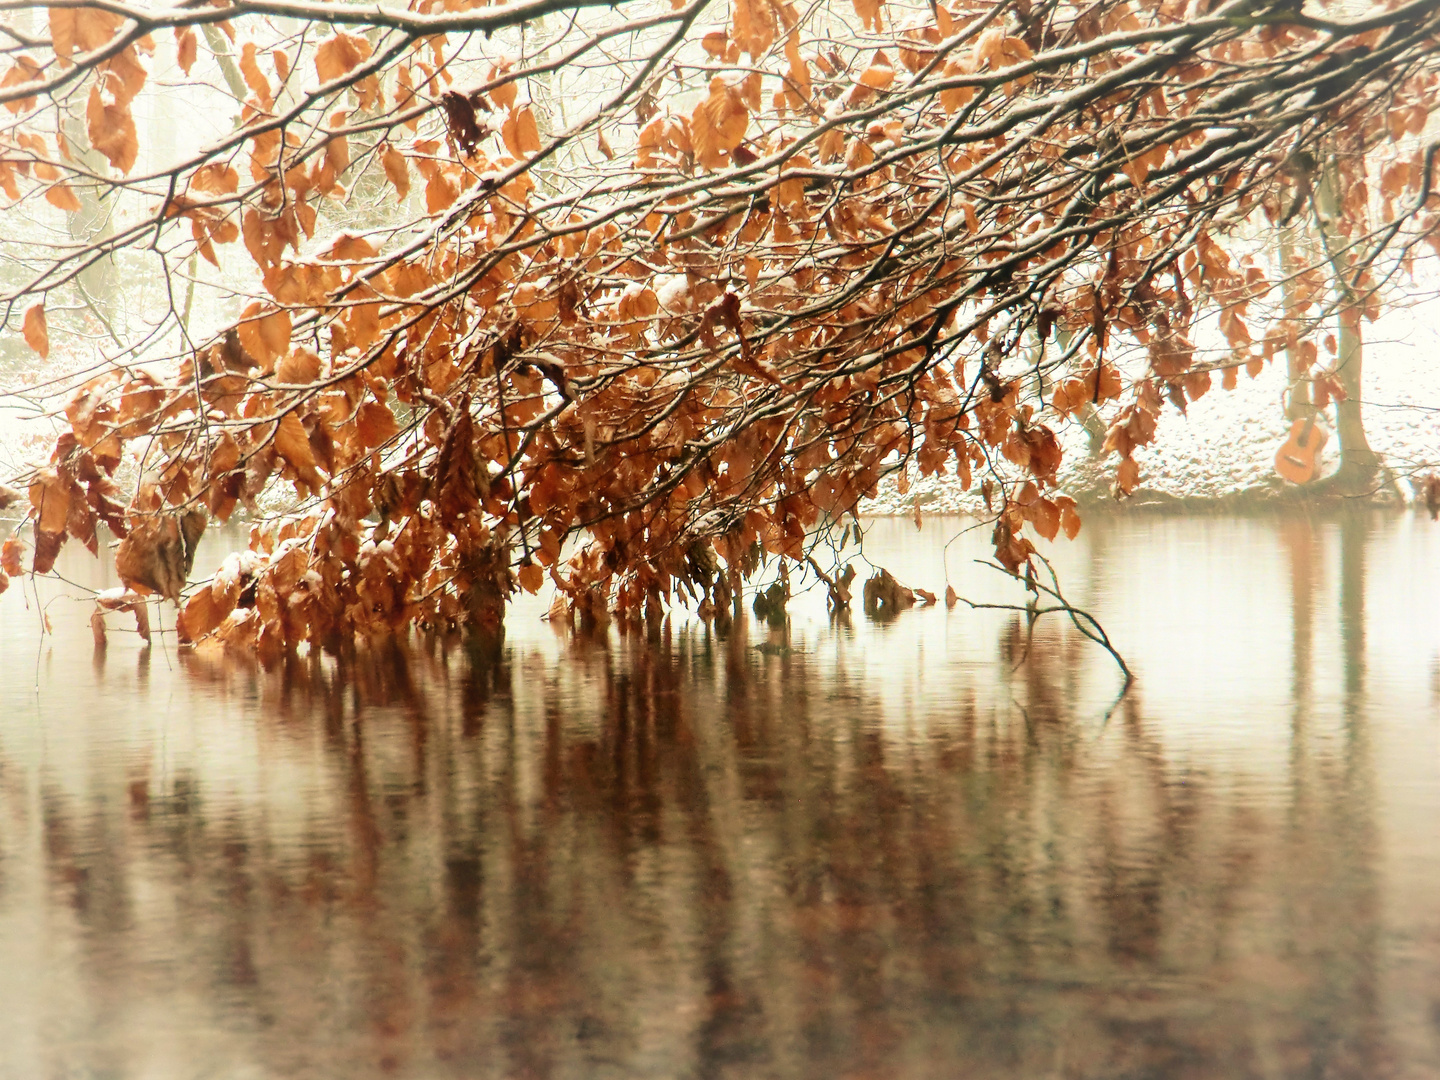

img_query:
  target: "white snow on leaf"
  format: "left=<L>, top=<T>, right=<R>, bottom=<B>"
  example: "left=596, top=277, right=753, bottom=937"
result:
left=656, top=274, right=690, bottom=312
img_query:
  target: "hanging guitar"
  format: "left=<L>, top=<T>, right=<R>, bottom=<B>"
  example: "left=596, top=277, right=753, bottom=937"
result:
left=1274, top=412, right=1328, bottom=484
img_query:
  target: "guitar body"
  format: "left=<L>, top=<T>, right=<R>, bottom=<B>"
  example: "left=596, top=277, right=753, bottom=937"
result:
left=1274, top=417, right=1328, bottom=484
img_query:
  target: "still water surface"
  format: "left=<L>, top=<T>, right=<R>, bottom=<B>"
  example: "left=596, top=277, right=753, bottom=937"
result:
left=2, top=513, right=1439, bottom=1079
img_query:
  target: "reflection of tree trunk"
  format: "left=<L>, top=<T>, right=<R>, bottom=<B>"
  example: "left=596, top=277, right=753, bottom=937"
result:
left=1334, top=510, right=1384, bottom=1067
left=1281, top=516, right=1318, bottom=833
left=1282, top=516, right=1317, bottom=702
left=1339, top=512, right=1366, bottom=700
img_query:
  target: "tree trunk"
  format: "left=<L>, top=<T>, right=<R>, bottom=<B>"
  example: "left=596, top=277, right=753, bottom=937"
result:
left=1332, top=307, right=1381, bottom=485
left=1279, top=228, right=1313, bottom=422
left=1313, top=156, right=1384, bottom=493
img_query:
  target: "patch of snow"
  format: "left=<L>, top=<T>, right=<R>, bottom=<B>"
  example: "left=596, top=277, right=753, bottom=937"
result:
left=656, top=274, right=691, bottom=312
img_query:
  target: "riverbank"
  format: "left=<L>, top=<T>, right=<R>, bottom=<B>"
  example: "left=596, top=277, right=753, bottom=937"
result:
left=863, top=301, right=1440, bottom=518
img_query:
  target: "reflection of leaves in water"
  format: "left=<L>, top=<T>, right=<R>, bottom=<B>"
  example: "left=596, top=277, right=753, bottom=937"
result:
left=18, top=623, right=1387, bottom=1080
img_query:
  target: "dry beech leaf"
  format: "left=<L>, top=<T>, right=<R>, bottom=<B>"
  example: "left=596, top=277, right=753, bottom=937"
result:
left=276, top=347, right=321, bottom=385
left=234, top=305, right=292, bottom=367
left=517, top=561, right=543, bottom=594
left=0, top=534, right=24, bottom=575
left=356, top=401, right=399, bottom=447
left=425, top=171, right=459, bottom=214
left=1, top=56, right=42, bottom=114
left=315, top=32, right=370, bottom=84
left=325, top=233, right=376, bottom=261
left=29, top=470, right=69, bottom=534
left=87, top=81, right=138, bottom=173
left=1116, top=457, right=1140, bottom=495
left=191, top=162, right=239, bottom=195
left=22, top=302, right=48, bottom=357
left=858, top=51, right=895, bottom=90
left=239, top=41, right=272, bottom=108
left=115, top=511, right=206, bottom=600
left=853, top=0, right=883, bottom=32
left=45, top=181, right=82, bottom=213
left=1061, top=504, right=1082, bottom=540
left=274, top=412, right=323, bottom=490
left=51, top=6, right=123, bottom=63
left=178, top=582, right=236, bottom=642
left=32, top=529, right=63, bottom=575
left=381, top=143, right=409, bottom=199
left=514, top=106, right=541, bottom=155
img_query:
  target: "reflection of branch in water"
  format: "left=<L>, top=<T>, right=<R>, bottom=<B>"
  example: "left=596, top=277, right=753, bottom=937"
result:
left=958, top=554, right=1134, bottom=696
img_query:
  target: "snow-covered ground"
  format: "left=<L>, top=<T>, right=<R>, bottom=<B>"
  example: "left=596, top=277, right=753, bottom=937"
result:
left=864, top=301, right=1440, bottom=516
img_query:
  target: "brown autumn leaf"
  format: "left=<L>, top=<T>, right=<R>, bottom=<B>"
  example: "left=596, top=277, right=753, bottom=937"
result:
left=852, top=0, right=883, bottom=32
left=380, top=143, right=410, bottom=199
left=857, top=51, right=895, bottom=90
left=441, top=90, right=484, bottom=155
left=517, top=560, right=543, bottom=594
left=274, top=411, right=323, bottom=491
left=191, top=162, right=239, bottom=195
left=45, top=181, right=82, bottom=213
left=425, top=171, right=459, bottom=214
left=1027, top=496, right=1060, bottom=541
left=276, top=347, right=321, bottom=385
left=513, top=106, right=541, bottom=155
left=115, top=511, right=206, bottom=600
left=237, top=305, right=291, bottom=366
left=356, top=401, right=400, bottom=447
left=175, top=27, right=197, bottom=75
left=1116, top=457, right=1141, bottom=496
left=29, top=468, right=69, bottom=535
left=22, top=302, right=48, bottom=357
left=488, top=65, right=517, bottom=111
left=324, top=111, right=350, bottom=180
left=239, top=41, right=273, bottom=109
left=731, top=0, right=777, bottom=56
left=692, top=77, right=749, bottom=169
left=86, top=79, right=138, bottom=173
left=315, top=32, right=370, bottom=84
left=177, top=582, right=237, bottom=642
left=1, top=56, right=42, bottom=114
left=50, top=6, right=124, bottom=63
left=31, top=527, right=64, bottom=574
left=0, top=534, right=23, bottom=575
left=325, top=233, right=376, bottom=262
left=1060, top=502, right=1082, bottom=540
